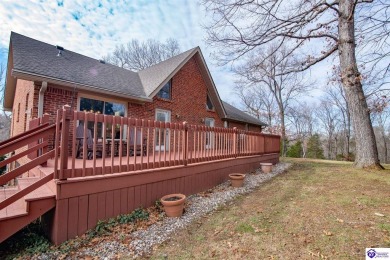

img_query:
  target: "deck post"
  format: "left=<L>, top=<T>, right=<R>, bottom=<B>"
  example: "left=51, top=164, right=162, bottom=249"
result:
left=183, top=121, right=188, bottom=166
left=59, top=105, right=71, bottom=180
left=40, top=113, right=50, bottom=167
left=233, top=127, right=237, bottom=158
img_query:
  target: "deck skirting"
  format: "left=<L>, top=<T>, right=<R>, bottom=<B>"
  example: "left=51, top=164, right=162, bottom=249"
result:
left=44, top=154, right=279, bottom=245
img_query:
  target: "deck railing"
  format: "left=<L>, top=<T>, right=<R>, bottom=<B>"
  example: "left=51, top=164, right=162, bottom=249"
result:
left=0, top=114, right=55, bottom=211
left=54, top=105, right=280, bottom=180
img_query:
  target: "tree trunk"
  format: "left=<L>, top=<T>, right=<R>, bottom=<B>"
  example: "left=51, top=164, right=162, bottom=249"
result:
left=381, top=128, right=388, bottom=164
left=327, top=137, right=332, bottom=159
left=338, top=0, right=382, bottom=168
left=280, top=110, right=287, bottom=157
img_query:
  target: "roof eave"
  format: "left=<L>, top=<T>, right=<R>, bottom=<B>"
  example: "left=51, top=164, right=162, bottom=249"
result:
left=3, top=36, right=15, bottom=110
left=11, top=69, right=153, bottom=103
left=223, top=117, right=268, bottom=127
left=195, top=48, right=227, bottom=118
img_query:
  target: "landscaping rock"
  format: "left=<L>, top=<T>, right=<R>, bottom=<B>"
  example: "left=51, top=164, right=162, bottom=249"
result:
left=35, top=162, right=291, bottom=259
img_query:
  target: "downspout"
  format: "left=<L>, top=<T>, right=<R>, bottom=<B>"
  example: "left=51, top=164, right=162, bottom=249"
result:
left=38, top=81, right=47, bottom=117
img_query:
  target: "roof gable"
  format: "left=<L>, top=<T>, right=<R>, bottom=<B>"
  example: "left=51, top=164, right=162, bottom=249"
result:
left=138, top=48, right=197, bottom=96
left=139, top=47, right=227, bottom=118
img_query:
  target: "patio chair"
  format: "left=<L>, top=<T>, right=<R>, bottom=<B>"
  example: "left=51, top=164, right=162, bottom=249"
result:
left=128, top=128, right=147, bottom=156
left=76, top=124, right=103, bottom=159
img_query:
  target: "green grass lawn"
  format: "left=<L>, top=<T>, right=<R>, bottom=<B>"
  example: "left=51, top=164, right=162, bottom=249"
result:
left=150, top=158, right=390, bottom=259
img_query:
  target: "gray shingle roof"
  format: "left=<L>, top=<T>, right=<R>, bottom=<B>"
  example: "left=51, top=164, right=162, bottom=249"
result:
left=138, top=48, right=198, bottom=96
left=11, top=32, right=147, bottom=98
left=222, top=101, right=267, bottom=127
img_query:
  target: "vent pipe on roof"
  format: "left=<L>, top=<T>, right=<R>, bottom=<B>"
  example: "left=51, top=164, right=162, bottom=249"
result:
left=38, top=81, right=48, bottom=117
left=56, top=45, right=64, bottom=57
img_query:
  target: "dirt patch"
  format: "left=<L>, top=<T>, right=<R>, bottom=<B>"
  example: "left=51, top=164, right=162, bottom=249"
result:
left=150, top=158, right=390, bottom=260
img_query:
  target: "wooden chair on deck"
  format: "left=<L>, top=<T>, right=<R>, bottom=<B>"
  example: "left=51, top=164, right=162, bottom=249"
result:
left=76, top=125, right=103, bottom=159
left=128, top=128, right=147, bottom=156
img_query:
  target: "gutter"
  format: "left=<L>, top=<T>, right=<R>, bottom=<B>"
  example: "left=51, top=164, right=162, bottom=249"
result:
left=12, top=69, right=153, bottom=103
left=38, top=81, right=47, bottom=117
left=222, top=117, right=268, bottom=127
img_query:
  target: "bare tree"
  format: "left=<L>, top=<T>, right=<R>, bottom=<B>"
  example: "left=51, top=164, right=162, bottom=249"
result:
left=316, top=100, right=339, bottom=159
left=235, top=84, right=277, bottom=128
left=287, top=103, right=316, bottom=158
left=371, top=106, right=390, bottom=163
left=202, top=0, right=390, bottom=168
left=103, top=38, right=181, bottom=71
left=235, top=46, right=312, bottom=156
left=325, top=81, right=352, bottom=159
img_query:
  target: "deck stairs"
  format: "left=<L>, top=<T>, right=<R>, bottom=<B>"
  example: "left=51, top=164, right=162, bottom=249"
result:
left=0, top=119, right=57, bottom=243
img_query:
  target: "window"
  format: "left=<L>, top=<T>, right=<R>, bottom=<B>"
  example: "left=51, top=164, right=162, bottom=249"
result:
left=224, top=121, right=228, bottom=128
left=205, top=118, right=215, bottom=149
left=157, top=80, right=171, bottom=100
left=155, top=109, right=171, bottom=151
left=79, top=97, right=126, bottom=138
left=17, top=103, right=20, bottom=122
left=206, top=95, right=214, bottom=110
left=24, top=93, right=30, bottom=131
left=25, top=93, right=29, bottom=112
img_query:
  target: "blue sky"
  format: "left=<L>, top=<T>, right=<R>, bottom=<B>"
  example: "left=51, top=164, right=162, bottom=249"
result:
left=0, top=0, right=239, bottom=103
left=0, top=0, right=326, bottom=107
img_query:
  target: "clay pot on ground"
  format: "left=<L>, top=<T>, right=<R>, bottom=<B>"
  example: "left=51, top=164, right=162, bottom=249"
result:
left=260, top=162, right=273, bottom=173
left=160, top=194, right=186, bottom=217
left=229, top=173, right=246, bottom=187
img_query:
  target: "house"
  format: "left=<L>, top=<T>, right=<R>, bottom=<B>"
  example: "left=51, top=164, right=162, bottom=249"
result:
left=0, top=32, right=277, bottom=245
left=3, top=32, right=266, bottom=140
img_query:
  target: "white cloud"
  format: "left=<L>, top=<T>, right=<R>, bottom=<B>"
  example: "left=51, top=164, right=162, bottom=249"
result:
left=0, top=0, right=328, bottom=106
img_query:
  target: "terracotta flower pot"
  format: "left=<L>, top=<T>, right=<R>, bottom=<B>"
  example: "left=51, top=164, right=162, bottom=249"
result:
left=260, top=162, right=273, bottom=173
left=160, top=194, right=186, bottom=217
left=229, top=173, right=246, bottom=187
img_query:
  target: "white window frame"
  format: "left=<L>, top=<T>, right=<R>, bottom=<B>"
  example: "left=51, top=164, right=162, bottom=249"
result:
left=77, top=93, right=128, bottom=117
left=77, top=94, right=128, bottom=139
left=205, top=118, right=215, bottom=149
left=155, top=109, right=171, bottom=151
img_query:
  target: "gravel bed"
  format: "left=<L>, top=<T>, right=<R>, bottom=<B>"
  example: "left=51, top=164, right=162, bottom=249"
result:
left=36, top=162, right=290, bottom=259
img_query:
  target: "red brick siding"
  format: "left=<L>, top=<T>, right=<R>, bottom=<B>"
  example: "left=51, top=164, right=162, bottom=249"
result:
left=128, top=57, right=224, bottom=127
left=43, top=84, right=77, bottom=152
left=11, top=79, right=35, bottom=137
left=43, top=84, right=77, bottom=124
left=10, top=79, right=36, bottom=167
left=249, top=124, right=262, bottom=132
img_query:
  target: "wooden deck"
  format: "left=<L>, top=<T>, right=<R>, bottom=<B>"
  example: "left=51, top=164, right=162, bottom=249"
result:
left=0, top=109, right=281, bottom=245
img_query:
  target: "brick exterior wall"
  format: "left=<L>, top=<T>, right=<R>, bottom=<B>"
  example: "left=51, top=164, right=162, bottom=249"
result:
left=11, top=79, right=35, bottom=137
left=42, top=84, right=77, bottom=124
left=10, top=57, right=261, bottom=139
left=10, top=79, right=37, bottom=168
left=127, top=57, right=224, bottom=127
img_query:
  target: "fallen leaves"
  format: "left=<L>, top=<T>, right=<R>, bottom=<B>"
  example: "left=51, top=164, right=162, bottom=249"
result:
left=323, top=230, right=333, bottom=236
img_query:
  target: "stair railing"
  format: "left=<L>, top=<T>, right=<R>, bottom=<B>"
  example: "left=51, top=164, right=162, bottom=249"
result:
left=0, top=114, right=55, bottom=211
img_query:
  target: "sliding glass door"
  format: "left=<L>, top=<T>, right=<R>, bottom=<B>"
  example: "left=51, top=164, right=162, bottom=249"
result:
left=79, top=97, right=126, bottom=138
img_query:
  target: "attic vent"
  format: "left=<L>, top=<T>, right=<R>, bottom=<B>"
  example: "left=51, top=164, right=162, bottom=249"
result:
left=56, top=45, right=64, bottom=57
left=99, top=60, right=106, bottom=64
